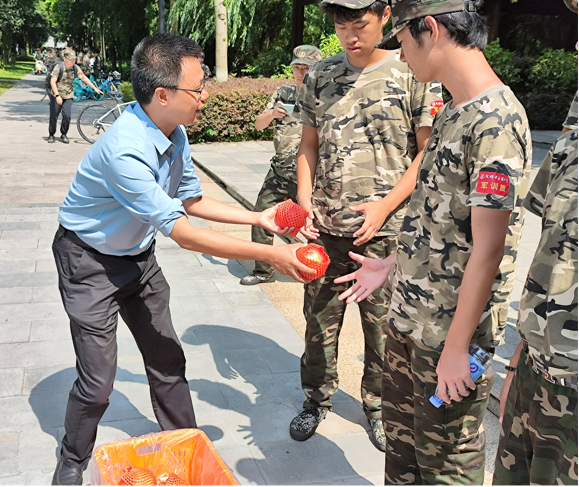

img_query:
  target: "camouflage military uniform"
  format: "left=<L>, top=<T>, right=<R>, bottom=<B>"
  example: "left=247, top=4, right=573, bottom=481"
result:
left=563, top=91, right=578, bottom=131
left=50, top=62, right=83, bottom=100
left=384, top=86, right=532, bottom=483
left=251, top=84, right=301, bottom=277
left=295, top=49, right=442, bottom=419
left=494, top=129, right=578, bottom=486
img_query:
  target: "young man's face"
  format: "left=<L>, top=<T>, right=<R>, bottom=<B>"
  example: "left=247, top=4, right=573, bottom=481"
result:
left=292, top=64, right=310, bottom=84
left=397, top=25, right=435, bottom=83
left=63, top=57, right=76, bottom=69
left=334, top=8, right=390, bottom=60
left=167, top=56, right=209, bottom=126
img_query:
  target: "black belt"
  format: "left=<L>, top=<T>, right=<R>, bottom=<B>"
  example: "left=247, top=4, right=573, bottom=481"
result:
left=524, top=344, right=578, bottom=391
left=57, top=224, right=96, bottom=251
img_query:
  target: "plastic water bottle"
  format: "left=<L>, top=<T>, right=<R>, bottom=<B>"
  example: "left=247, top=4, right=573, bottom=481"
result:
left=429, top=344, right=492, bottom=408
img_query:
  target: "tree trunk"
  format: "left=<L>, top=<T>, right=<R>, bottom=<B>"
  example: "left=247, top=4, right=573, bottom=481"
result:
left=214, top=0, right=228, bottom=82
left=159, top=0, right=165, bottom=33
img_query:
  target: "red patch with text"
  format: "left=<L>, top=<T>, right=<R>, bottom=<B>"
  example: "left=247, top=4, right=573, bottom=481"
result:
left=476, top=172, right=510, bottom=197
left=430, top=100, right=444, bottom=115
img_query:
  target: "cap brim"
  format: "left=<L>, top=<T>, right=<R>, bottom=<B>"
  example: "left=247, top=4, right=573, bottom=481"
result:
left=375, top=22, right=407, bottom=50
left=290, top=59, right=317, bottom=66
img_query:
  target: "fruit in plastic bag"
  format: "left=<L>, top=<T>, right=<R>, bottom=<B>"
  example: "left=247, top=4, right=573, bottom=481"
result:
left=119, top=466, right=157, bottom=485
left=296, top=244, right=330, bottom=280
left=275, top=200, right=308, bottom=237
left=156, top=473, right=188, bottom=485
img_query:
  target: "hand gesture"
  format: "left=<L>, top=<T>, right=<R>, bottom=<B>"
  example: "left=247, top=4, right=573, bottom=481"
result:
left=334, top=252, right=395, bottom=303
left=434, top=345, right=476, bottom=405
left=350, top=201, right=391, bottom=246
left=297, top=198, right=320, bottom=240
left=272, top=101, right=288, bottom=119
left=268, top=243, right=317, bottom=283
left=56, top=96, right=63, bottom=106
left=95, top=87, right=103, bottom=95
left=257, top=203, right=295, bottom=236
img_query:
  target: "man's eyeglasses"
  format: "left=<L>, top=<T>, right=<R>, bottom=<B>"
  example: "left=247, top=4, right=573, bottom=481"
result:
left=166, top=80, right=206, bottom=96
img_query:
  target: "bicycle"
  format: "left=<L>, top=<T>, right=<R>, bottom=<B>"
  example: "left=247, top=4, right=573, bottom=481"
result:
left=73, top=71, right=123, bottom=102
left=76, top=94, right=132, bottom=144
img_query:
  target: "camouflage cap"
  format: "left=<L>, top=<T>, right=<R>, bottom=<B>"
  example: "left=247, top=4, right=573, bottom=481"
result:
left=376, top=0, right=479, bottom=50
left=290, top=45, right=323, bottom=66
left=320, top=0, right=380, bottom=8
left=564, top=0, right=578, bottom=13
left=63, top=49, right=76, bottom=60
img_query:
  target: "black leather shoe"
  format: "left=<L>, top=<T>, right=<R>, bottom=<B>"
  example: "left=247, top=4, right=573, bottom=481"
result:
left=61, top=134, right=70, bottom=144
left=51, top=456, right=84, bottom=485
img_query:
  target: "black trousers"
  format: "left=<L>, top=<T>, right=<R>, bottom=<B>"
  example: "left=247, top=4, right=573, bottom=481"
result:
left=52, top=226, right=196, bottom=468
left=48, top=95, right=73, bottom=136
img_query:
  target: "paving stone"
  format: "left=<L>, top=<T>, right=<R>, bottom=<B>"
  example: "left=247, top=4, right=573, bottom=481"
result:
left=0, top=222, right=40, bottom=231
left=233, top=307, right=290, bottom=328
left=0, top=301, right=66, bottom=322
left=0, top=271, right=57, bottom=288
left=213, top=279, right=265, bottom=294
left=0, top=393, right=67, bottom=432
left=0, top=260, right=36, bottom=274
left=23, top=364, right=76, bottom=395
left=216, top=446, right=266, bottom=485
left=0, top=339, right=75, bottom=368
left=221, top=292, right=277, bottom=310
left=175, top=293, right=232, bottom=312
left=5, top=213, right=59, bottom=222
left=0, top=431, right=20, bottom=478
left=188, top=377, right=230, bottom=412
left=17, top=428, right=60, bottom=472
left=0, top=321, right=31, bottom=344
left=29, top=319, right=69, bottom=342
left=0, top=287, right=33, bottom=304
left=0, top=238, right=38, bottom=250
left=0, top=248, right=53, bottom=262
left=34, top=259, right=57, bottom=273
left=0, top=469, right=53, bottom=485
left=211, top=349, right=272, bottom=378
left=0, top=369, right=24, bottom=398
left=257, top=347, right=301, bottom=374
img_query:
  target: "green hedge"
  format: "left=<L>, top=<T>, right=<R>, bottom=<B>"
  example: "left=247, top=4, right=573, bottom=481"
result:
left=187, top=77, right=293, bottom=143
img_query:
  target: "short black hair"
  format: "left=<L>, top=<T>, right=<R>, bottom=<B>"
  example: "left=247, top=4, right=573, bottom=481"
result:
left=407, top=0, right=488, bottom=50
left=131, top=34, right=204, bottom=106
left=321, top=0, right=387, bottom=24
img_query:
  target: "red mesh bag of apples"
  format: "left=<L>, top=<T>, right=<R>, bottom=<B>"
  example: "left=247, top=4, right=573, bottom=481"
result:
left=91, top=429, right=238, bottom=485
left=275, top=200, right=308, bottom=237
left=296, top=244, right=330, bottom=280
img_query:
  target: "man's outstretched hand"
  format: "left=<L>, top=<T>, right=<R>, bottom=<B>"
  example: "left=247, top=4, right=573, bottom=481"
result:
left=334, top=252, right=396, bottom=303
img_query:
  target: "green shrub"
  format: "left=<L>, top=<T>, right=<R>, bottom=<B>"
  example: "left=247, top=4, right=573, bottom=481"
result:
left=118, top=81, right=135, bottom=103
left=484, top=40, right=524, bottom=87
left=319, top=33, right=344, bottom=58
left=16, top=54, right=35, bottom=62
left=187, top=77, right=294, bottom=143
left=241, top=46, right=292, bottom=77
left=519, top=92, right=574, bottom=130
left=527, top=48, right=578, bottom=94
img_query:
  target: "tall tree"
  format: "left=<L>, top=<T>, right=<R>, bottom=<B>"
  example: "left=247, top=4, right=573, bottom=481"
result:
left=214, top=0, right=227, bottom=81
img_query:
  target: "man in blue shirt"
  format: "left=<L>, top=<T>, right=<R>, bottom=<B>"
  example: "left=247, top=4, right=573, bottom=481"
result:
left=51, top=34, right=314, bottom=485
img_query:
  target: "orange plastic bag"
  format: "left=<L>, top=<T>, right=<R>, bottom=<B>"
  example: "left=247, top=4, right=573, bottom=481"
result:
left=91, top=429, right=238, bottom=486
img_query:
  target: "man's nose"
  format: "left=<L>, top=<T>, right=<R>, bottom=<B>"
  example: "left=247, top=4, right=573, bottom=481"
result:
left=399, top=47, right=406, bottom=63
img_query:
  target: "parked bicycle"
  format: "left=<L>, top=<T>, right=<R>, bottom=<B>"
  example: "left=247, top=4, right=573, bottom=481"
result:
left=73, top=71, right=123, bottom=102
left=76, top=94, right=132, bottom=144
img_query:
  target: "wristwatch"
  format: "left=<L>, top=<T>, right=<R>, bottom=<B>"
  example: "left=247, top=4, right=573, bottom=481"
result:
left=505, top=365, right=517, bottom=373
left=55, top=94, right=61, bottom=98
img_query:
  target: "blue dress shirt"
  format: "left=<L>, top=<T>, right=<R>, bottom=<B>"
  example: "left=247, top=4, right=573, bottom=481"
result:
left=58, top=103, right=203, bottom=256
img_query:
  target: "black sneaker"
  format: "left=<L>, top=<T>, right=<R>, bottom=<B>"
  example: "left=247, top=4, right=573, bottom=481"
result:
left=369, top=418, right=386, bottom=452
left=48, top=135, right=55, bottom=143
left=61, top=134, right=70, bottom=144
left=289, top=407, right=329, bottom=441
left=51, top=456, right=84, bottom=485
left=239, top=274, right=274, bottom=286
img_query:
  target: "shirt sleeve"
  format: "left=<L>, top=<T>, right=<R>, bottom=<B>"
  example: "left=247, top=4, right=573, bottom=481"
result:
left=177, top=140, right=204, bottom=203
left=263, top=89, right=280, bottom=113
left=295, top=70, right=317, bottom=128
left=563, top=91, right=578, bottom=130
left=77, top=66, right=84, bottom=77
left=410, top=78, right=443, bottom=130
left=51, top=64, right=60, bottom=77
left=466, top=122, right=527, bottom=211
left=104, top=150, right=188, bottom=237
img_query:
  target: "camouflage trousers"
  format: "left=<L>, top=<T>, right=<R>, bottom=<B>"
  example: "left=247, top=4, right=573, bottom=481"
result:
left=493, top=348, right=578, bottom=485
left=301, top=232, right=396, bottom=420
left=382, top=325, right=494, bottom=485
left=251, top=167, right=297, bottom=277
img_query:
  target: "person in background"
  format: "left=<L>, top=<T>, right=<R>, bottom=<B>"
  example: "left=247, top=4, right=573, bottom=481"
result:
left=240, top=45, right=322, bottom=286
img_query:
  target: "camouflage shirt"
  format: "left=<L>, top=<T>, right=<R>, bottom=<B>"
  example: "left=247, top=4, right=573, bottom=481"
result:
left=50, top=63, right=83, bottom=100
left=264, top=84, right=301, bottom=180
left=563, top=91, right=578, bottom=131
left=295, top=50, right=442, bottom=237
left=387, top=86, right=532, bottom=351
left=519, top=129, right=578, bottom=379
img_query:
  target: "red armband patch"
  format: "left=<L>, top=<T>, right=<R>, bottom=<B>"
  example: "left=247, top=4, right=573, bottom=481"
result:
left=476, top=172, right=510, bottom=197
left=430, top=100, right=444, bottom=116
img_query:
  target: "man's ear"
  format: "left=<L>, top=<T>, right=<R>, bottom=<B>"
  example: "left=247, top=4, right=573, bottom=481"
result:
left=381, top=5, right=391, bottom=28
left=423, top=16, right=440, bottom=44
left=154, top=87, right=170, bottom=106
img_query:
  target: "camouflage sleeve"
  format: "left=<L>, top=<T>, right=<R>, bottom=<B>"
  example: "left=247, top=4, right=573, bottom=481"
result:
left=410, top=78, right=443, bottom=130
left=563, top=91, right=578, bottom=130
left=77, top=67, right=84, bottom=77
left=51, top=64, right=60, bottom=77
left=263, top=89, right=280, bottom=114
left=466, top=126, right=526, bottom=211
left=295, top=70, right=317, bottom=128
left=523, top=148, right=553, bottom=217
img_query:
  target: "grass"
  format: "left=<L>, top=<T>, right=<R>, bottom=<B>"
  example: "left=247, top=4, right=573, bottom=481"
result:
left=0, top=81, right=16, bottom=96
left=0, top=61, right=35, bottom=80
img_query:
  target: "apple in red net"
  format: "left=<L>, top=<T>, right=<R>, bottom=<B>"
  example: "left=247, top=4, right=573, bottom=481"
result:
left=275, top=200, right=308, bottom=237
left=119, top=466, right=157, bottom=485
left=296, top=244, right=330, bottom=280
left=156, top=473, right=187, bottom=485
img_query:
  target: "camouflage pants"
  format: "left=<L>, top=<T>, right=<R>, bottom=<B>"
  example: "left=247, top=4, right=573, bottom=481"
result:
left=251, top=167, right=297, bottom=277
left=382, top=325, right=494, bottom=485
left=493, top=348, right=578, bottom=485
left=301, top=232, right=396, bottom=420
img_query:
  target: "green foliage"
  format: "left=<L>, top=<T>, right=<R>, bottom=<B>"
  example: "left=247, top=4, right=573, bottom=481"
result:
left=527, top=48, right=578, bottom=94
left=242, top=46, right=291, bottom=77
left=0, top=60, right=35, bottom=79
left=519, top=92, right=575, bottom=130
left=0, top=80, right=15, bottom=96
left=187, top=77, right=293, bottom=143
left=484, top=40, right=524, bottom=86
left=319, top=33, right=343, bottom=58
left=118, top=81, right=135, bottom=103
left=15, top=54, right=34, bottom=61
